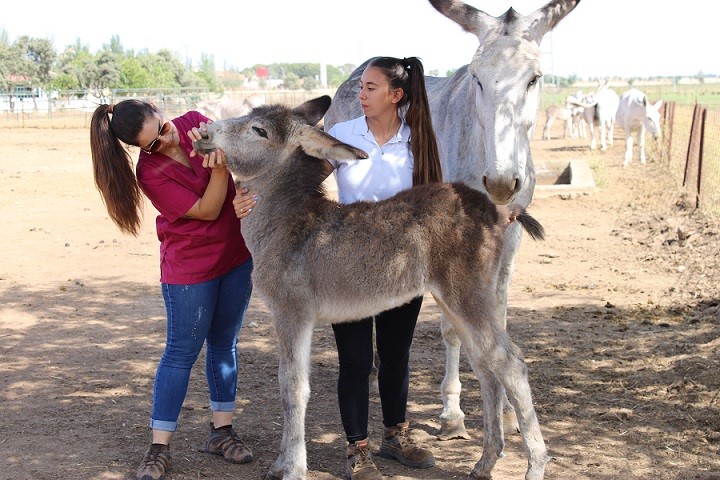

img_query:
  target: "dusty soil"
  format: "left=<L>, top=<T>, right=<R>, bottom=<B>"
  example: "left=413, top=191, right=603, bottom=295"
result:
left=1, top=121, right=719, bottom=480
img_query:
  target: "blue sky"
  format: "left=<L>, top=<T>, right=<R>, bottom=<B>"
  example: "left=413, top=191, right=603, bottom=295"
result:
left=3, top=0, right=716, bottom=79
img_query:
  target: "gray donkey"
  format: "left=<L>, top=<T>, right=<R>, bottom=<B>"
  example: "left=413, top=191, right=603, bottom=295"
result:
left=193, top=95, right=548, bottom=480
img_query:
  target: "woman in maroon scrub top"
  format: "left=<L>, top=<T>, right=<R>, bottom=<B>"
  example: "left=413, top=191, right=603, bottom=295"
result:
left=90, top=99, right=256, bottom=480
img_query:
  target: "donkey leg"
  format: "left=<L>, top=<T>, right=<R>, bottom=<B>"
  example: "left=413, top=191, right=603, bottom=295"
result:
left=438, top=312, right=470, bottom=440
left=638, top=127, right=647, bottom=164
left=496, top=226, right=522, bottom=436
left=466, top=360, right=506, bottom=479
left=452, top=308, right=546, bottom=480
left=269, top=317, right=315, bottom=480
left=484, top=333, right=548, bottom=480
left=623, top=133, right=634, bottom=167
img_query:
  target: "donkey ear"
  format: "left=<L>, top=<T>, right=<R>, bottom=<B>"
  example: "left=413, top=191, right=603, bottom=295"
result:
left=293, top=95, right=333, bottom=126
left=525, top=0, right=581, bottom=43
left=296, top=124, right=368, bottom=161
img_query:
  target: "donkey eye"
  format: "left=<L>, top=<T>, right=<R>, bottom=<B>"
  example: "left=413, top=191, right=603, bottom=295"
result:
left=527, top=75, right=541, bottom=90
left=252, top=126, right=268, bottom=138
left=474, top=77, right=484, bottom=92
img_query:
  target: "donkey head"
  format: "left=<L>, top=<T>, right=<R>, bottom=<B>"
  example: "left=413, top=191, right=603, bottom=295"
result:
left=429, top=0, right=580, bottom=204
left=193, top=95, right=368, bottom=182
left=643, top=97, right=664, bottom=140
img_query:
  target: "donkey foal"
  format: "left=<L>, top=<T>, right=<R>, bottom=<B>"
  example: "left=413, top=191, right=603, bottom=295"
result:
left=193, top=95, right=549, bottom=480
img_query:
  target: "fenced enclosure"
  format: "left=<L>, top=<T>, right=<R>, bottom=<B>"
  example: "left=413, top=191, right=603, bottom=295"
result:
left=0, top=88, right=335, bottom=129
left=2, top=86, right=718, bottom=212
left=541, top=82, right=720, bottom=213
left=662, top=102, right=720, bottom=211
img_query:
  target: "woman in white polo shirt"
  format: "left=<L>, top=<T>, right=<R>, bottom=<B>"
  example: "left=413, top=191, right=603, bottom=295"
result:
left=323, top=56, right=442, bottom=480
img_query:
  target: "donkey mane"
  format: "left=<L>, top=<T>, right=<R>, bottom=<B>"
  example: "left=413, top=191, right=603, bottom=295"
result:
left=279, top=148, right=329, bottom=202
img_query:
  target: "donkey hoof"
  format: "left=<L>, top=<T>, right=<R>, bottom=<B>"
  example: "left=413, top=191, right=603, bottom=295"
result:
left=438, top=418, right=471, bottom=440
left=265, top=470, right=283, bottom=480
left=503, top=409, right=520, bottom=436
left=465, top=471, right=492, bottom=480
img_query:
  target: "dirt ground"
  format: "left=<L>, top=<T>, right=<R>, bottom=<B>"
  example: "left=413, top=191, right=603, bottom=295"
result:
left=1, top=119, right=719, bottom=480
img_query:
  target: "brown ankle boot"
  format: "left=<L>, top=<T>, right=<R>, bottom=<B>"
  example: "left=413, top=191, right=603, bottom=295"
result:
left=345, top=439, right=382, bottom=480
left=379, top=421, right=435, bottom=468
left=136, top=443, right=171, bottom=480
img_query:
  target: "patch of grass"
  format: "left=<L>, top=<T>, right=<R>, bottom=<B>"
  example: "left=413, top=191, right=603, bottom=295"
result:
left=586, top=154, right=609, bottom=189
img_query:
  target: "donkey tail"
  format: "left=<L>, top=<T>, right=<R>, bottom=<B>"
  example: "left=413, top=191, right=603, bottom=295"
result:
left=508, top=205, right=545, bottom=241
left=517, top=211, right=545, bottom=241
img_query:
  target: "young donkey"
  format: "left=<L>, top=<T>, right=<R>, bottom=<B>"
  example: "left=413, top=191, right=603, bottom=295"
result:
left=193, top=96, right=548, bottom=480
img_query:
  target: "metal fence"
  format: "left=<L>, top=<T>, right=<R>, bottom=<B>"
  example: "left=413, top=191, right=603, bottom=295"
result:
left=0, top=88, right=336, bottom=129
left=662, top=102, right=720, bottom=212
left=2, top=88, right=718, bottom=212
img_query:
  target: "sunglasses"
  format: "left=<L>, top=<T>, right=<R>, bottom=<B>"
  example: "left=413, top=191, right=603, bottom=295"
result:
left=142, top=119, right=171, bottom=153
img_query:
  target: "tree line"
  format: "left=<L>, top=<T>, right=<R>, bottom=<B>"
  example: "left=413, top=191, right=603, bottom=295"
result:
left=0, top=31, right=358, bottom=96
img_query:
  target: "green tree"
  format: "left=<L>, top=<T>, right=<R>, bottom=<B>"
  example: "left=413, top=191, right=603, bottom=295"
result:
left=18, top=36, right=56, bottom=83
left=54, top=40, right=96, bottom=90
left=107, top=35, right=123, bottom=55
left=119, top=54, right=153, bottom=88
left=196, top=53, right=219, bottom=91
left=283, top=72, right=301, bottom=90
left=95, top=50, right=121, bottom=89
left=0, top=36, right=20, bottom=91
left=2, top=35, right=57, bottom=101
left=326, top=64, right=350, bottom=87
left=303, top=76, right=319, bottom=91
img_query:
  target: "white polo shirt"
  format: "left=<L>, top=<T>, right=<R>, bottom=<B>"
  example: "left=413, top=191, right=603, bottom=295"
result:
left=327, top=115, right=413, bottom=204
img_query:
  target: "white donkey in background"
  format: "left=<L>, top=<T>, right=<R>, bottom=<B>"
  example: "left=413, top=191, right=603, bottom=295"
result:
left=616, top=88, right=663, bottom=166
left=541, top=104, right=583, bottom=140
left=567, top=80, right=620, bottom=152
left=325, top=0, right=581, bottom=440
left=195, top=94, right=266, bottom=120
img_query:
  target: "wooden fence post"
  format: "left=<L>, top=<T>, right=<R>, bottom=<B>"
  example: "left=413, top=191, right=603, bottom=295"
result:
left=663, top=101, right=675, bottom=162
left=695, top=107, right=707, bottom=208
left=683, top=104, right=702, bottom=190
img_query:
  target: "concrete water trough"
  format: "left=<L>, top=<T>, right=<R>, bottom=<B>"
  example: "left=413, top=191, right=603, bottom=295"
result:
left=534, top=158, right=596, bottom=198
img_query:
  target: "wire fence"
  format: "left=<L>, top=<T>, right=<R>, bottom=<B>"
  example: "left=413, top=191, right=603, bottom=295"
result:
left=0, top=88, right=335, bottom=129
left=2, top=88, right=718, bottom=212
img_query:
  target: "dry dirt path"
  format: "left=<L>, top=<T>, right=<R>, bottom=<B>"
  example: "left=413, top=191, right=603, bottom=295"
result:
left=1, top=125, right=718, bottom=479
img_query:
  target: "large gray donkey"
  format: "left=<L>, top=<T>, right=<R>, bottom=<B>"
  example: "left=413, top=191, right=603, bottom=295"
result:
left=325, top=0, right=581, bottom=440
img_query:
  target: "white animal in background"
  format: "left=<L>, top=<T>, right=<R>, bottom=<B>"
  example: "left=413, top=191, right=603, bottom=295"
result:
left=542, top=102, right=584, bottom=140
left=568, top=81, right=620, bottom=151
left=195, top=94, right=266, bottom=120
left=326, top=0, right=581, bottom=446
left=542, top=104, right=574, bottom=140
left=566, top=91, right=588, bottom=139
left=616, top=88, right=663, bottom=166
left=573, top=108, right=587, bottom=138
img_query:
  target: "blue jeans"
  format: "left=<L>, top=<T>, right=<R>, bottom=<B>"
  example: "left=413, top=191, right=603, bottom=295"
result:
left=150, top=259, right=253, bottom=432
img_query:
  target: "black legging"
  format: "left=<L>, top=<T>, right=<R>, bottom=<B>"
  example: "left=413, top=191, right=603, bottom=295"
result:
left=331, top=296, right=423, bottom=443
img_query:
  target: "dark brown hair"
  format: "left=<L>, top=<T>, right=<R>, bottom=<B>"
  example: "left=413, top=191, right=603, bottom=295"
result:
left=367, top=56, right=442, bottom=186
left=89, top=99, right=158, bottom=235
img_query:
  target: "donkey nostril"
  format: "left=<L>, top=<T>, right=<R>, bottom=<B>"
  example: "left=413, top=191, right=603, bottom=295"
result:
left=200, top=131, right=209, bottom=140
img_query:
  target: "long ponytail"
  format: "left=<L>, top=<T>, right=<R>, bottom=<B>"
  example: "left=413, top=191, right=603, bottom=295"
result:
left=89, top=100, right=155, bottom=235
left=367, top=56, right=443, bottom=186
